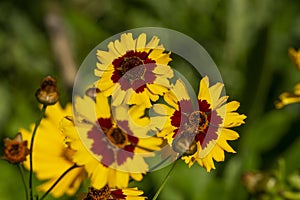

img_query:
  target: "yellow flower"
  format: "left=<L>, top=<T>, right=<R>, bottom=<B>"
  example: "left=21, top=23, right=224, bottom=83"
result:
left=275, top=48, right=300, bottom=108
left=78, top=185, right=146, bottom=200
left=275, top=83, right=300, bottom=109
left=64, top=91, right=162, bottom=189
left=20, top=103, right=86, bottom=198
left=289, top=48, right=300, bottom=70
left=62, top=118, right=143, bottom=189
left=95, top=32, right=173, bottom=108
left=155, top=77, right=246, bottom=172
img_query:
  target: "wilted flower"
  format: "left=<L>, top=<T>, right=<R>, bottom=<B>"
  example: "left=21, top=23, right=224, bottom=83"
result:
left=2, top=133, right=29, bottom=164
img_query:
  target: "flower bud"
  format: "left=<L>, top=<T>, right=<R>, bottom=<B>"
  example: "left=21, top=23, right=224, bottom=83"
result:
left=35, top=76, right=59, bottom=105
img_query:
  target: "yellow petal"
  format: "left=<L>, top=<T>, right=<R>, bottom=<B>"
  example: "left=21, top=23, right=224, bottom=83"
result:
left=146, top=36, right=160, bottom=49
left=136, top=33, right=146, bottom=50
left=198, top=76, right=212, bottom=106
left=95, top=92, right=111, bottom=119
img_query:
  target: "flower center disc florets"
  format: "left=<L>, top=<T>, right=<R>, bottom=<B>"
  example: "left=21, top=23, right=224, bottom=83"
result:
left=120, top=55, right=146, bottom=81
left=189, top=110, right=209, bottom=132
left=106, top=127, right=128, bottom=149
left=85, top=185, right=111, bottom=200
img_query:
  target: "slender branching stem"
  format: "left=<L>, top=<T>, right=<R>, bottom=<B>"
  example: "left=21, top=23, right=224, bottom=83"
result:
left=39, top=164, right=79, bottom=200
left=29, top=105, right=47, bottom=200
left=152, top=160, right=178, bottom=200
left=18, top=163, right=29, bottom=200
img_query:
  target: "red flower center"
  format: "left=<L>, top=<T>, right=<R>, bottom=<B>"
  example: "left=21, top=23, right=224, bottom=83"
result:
left=171, top=100, right=222, bottom=149
left=111, top=50, right=157, bottom=93
left=88, top=118, right=139, bottom=166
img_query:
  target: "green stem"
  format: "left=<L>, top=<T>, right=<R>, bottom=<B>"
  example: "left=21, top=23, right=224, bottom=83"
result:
left=152, top=160, right=178, bottom=200
left=29, top=105, right=47, bottom=200
left=39, top=164, right=79, bottom=200
left=18, top=164, right=29, bottom=200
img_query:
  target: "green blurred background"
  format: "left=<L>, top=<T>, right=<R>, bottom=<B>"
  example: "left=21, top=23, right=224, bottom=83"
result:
left=1, top=0, right=300, bottom=199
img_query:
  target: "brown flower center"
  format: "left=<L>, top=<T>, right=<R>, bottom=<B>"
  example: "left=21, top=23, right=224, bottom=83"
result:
left=84, top=185, right=111, bottom=200
left=121, top=56, right=145, bottom=81
left=106, top=127, right=128, bottom=149
left=189, top=111, right=209, bottom=132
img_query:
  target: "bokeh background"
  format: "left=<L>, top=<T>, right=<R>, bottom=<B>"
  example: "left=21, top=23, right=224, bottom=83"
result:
left=1, top=0, right=300, bottom=199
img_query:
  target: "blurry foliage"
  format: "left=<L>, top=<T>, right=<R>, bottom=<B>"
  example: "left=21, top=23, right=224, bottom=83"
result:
left=1, top=0, right=300, bottom=199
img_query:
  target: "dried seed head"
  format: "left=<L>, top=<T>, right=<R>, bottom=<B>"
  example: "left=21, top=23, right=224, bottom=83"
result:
left=2, top=133, right=30, bottom=164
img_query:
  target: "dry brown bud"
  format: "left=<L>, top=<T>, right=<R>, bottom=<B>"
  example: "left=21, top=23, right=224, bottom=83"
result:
left=35, top=76, right=59, bottom=105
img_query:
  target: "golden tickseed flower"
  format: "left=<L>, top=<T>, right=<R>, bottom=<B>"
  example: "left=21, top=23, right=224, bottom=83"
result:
left=276, top=48, right=300, bottom=108
left=62, top=115, right=144, bottom=189
left=275, top=83, right=300, bottom=109
left=2, top=133, right=29, bottom=164
left=155, top=77, right=246, bottom=172
left=35, top=76, right=59, bottom=105
left=64, top=91, right=163, bottom=189
left=21, top=103, right=86, bottom=198
left=289, top=48, right=300, bottom=71
left=78, top=185, right=146, bottom=200
left=95, top=33, right=173, bottom=108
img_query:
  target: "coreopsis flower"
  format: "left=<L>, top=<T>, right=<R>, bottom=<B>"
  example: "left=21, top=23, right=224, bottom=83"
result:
left=62, top=117, right=143, bottom=189
left=35, top=76, right=59, bottom=105
left=276, top=83, right=300, bottom=109
left=276, top=48, right=300, bottom=108
left=95, top=33, right=173, bottom=108
left=63, top=91, right=163, bottom=189
left=2, top=133, right=29, bottom=164
left=78, top=185, right=146, bottom=200
left=20, top=103, right=86, bottom=198
left=154, top=77, right=246, bottom=172
left=289, top=48, right=300, bottom=70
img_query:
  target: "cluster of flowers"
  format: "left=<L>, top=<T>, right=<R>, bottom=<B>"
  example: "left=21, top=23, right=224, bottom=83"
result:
left=2, top=33, right=246, bottom=199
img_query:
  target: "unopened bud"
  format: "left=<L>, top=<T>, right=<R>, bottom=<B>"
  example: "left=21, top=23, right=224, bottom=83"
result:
left=35, top=76, right=59, bottom=105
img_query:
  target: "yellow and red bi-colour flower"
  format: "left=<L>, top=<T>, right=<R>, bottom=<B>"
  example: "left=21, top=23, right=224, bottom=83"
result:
left=95, top=33, right=173, bottom=108
left=20, top=103, right=86, bottom=198
left=65, top=90, right=163, bottom=189
left=155, top=77, right=246, bottom=172
left=78, top=185, right=146, bottom=200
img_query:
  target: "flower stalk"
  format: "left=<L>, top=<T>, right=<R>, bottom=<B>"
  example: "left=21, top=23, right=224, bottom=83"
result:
left=29, top=104, right=47, bottom=200
left=152, top=160, right=178, bottom=200
left=18, top=164, right=29, bottom=200
left=39, top=164, right=79, bottom=200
